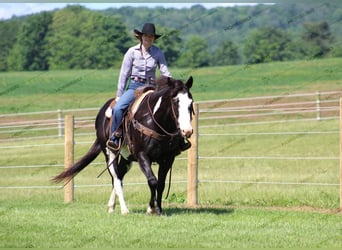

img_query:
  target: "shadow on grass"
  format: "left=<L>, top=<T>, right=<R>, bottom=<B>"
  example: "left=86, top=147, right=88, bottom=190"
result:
left=163, top=206, right=235, bottom=216
left=131, top=205, right=234, bottom=216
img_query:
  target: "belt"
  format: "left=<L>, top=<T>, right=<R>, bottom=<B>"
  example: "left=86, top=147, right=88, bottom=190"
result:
left=132, top=76, right=154, bottom=84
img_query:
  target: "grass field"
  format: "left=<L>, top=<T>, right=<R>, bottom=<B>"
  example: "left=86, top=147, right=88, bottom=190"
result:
left=1, top=200, right=341, bottom=248
left=1, top=58, right=342, bottom=247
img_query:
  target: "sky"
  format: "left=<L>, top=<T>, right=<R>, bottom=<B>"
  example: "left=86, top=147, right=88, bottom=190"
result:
left=0, top=3, right=259, bottom=20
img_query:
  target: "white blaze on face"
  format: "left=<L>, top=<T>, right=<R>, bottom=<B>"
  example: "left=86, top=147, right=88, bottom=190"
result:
left=153, top=97, right=162, bottom=115
left=176, top=92, right=193, bottom=137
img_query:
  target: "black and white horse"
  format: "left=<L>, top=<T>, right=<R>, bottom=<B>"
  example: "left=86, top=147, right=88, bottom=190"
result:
left=53, top=76, right=194, bottom=215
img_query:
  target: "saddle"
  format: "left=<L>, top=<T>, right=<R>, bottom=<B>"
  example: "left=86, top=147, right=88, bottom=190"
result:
left=130, top=86, right=155, bottom=116
left=134, top=85, right=155, bottom=98
left=105, top=85, right=155, bottom=119
left=105, top=85, right=156, bottom=144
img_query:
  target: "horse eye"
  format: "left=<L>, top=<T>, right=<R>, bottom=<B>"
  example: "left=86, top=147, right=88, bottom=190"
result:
left=189, top=103, right=195, bottom=115
left=189, top=105, right=194, bottom=119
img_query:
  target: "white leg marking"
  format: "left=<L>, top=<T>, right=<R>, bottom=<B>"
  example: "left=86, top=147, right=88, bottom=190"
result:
left=108, top=188, right=116, bottom=213
left=115, top=179, right=129, bottom=215
left=107, top=151, right=116, bottom=213
left=106, top=150, right=129, bottom=215
left=147, top=206, right=155, bottom=215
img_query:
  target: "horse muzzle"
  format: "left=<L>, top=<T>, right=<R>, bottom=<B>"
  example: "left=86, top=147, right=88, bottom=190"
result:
left=182, top=128, right=193, bottom=138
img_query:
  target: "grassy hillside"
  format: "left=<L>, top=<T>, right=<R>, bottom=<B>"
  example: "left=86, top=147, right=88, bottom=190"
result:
left=0, top=57, right=341, bottom=113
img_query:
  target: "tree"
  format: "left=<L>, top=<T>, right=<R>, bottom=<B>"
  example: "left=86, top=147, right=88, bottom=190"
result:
left=155, top=27, right=183, bottom=67
left=7, top=12, right=52, bottom=71
left=6, top=44, right=22, bottom=71
left=175, top=35, right=209, bottom=68
left=211, top=40, right=240, bottom=66
left=302, top=21, right=335, bottom=59
left=2, top=3, right=342, bottom=72
left=0, top=19, right=21, bottom=71
left=243, top=27, right=295, bottom=64
left=46, top=5, right=131, bottom=70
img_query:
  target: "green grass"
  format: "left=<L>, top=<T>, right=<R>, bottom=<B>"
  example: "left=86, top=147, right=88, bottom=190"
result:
left=0, top=118, right=339, bottom=209
left=1, top=58, right=342, bottom=247
left=1, top=199, right=341, bottom=248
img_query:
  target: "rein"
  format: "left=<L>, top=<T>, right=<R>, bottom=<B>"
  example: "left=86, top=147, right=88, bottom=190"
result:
left=146, top=92, right=180, bottom=138
left=131, top=90, right=181, bottom=141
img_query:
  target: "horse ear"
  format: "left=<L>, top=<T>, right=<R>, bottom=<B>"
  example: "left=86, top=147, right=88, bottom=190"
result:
left=186, top=76, right=193, bottom=89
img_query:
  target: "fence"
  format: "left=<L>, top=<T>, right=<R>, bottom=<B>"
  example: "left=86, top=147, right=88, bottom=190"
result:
left=0, top=107, right=98, bottom=141
left=187, top=90, right=342, bottom=209
left=0, top=90, right=341, bottom=209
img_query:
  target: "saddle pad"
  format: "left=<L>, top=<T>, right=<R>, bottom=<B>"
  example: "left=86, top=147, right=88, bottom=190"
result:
left=131, top=90, right=154, bottom=115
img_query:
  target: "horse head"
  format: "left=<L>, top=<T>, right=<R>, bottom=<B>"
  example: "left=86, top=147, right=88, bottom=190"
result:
left=156, top=76, right=194, bottom=138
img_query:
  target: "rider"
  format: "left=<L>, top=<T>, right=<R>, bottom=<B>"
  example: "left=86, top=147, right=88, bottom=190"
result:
left=106, top=23, right=172, bottom=152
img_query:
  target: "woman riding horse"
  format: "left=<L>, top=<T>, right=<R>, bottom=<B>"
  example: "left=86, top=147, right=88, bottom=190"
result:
left=53, top=76, right=194, bottom=215
left=107, top=23, right=172, bottom=152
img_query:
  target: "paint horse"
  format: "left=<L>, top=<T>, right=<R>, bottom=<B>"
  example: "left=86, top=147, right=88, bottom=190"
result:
left=53, top=76, right=194, bottom=215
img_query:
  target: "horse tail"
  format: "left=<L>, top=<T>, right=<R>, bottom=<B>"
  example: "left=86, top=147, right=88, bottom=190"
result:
left=52, top=138, right=102, bottom=183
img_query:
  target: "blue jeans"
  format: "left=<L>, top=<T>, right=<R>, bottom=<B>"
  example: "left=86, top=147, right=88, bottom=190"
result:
left=110, top=80, right=145, bottom=138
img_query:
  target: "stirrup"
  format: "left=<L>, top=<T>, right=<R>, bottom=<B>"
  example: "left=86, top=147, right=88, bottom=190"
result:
left=106, top=139, right=121, bottom=152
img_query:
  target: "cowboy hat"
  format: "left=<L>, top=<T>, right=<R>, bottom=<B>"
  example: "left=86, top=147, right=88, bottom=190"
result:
left=134, top=23, right=161, bottom=39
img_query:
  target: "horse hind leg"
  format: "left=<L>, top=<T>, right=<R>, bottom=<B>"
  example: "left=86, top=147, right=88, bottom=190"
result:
left=107, top=184, right=116, bottom=213
left=113, top=176, right=129, bottom=215
left=107, top=182, right=129, bottom=215
left=107, top=151, right=129, bottom=215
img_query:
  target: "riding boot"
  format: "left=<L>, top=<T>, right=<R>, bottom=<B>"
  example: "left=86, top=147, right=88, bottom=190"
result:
left=106, top=133, right=121, bottom=152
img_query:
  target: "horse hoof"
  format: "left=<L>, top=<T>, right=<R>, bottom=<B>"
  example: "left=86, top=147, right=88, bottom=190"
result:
left=147, top=206, right=155, bottom=215
left=156, top=208, right=162, bottom=216
left=121, top=209, right=129, bottom=215
left=108, top=207, right=114, bottom=213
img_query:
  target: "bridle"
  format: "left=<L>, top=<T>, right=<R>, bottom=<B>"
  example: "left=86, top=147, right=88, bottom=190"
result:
left=146, top=92, right=181, bottom=138
left=131, top=87, right=191, bottom=142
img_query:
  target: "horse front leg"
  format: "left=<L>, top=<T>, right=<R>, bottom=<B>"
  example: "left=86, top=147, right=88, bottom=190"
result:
left=137, top=152, right=157, bottom=215
left=146, top=175, right=158, bottom=215
left=156, top=159, right=174, bottom=215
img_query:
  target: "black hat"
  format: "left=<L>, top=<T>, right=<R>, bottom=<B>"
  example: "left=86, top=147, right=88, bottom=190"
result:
left=134, top=23, right=161, bottom=39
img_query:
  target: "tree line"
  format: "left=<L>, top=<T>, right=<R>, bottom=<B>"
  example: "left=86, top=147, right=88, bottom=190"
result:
left=0, top=3, right=341, bottom=72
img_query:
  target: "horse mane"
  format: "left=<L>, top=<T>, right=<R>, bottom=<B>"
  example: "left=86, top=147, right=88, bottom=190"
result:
left=155, top=76, right=170, bottom=91
left=155, top=76, right=190, bottom=97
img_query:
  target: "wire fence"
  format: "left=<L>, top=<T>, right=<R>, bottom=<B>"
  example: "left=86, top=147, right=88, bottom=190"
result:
left=0, top=90, right=341, bottom=192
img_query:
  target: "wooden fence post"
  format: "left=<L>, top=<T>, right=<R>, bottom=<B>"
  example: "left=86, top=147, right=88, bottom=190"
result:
left=64, top=115, right=74, bottom=203
left=187, top=103, right=199, bottom=207
left=340, top=98, right=342, bottom=211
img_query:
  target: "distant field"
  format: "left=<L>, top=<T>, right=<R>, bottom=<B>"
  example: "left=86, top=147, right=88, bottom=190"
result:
left=0, top=57, right=342, bottom=112
left=1, top=58, right=342, bottom=247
